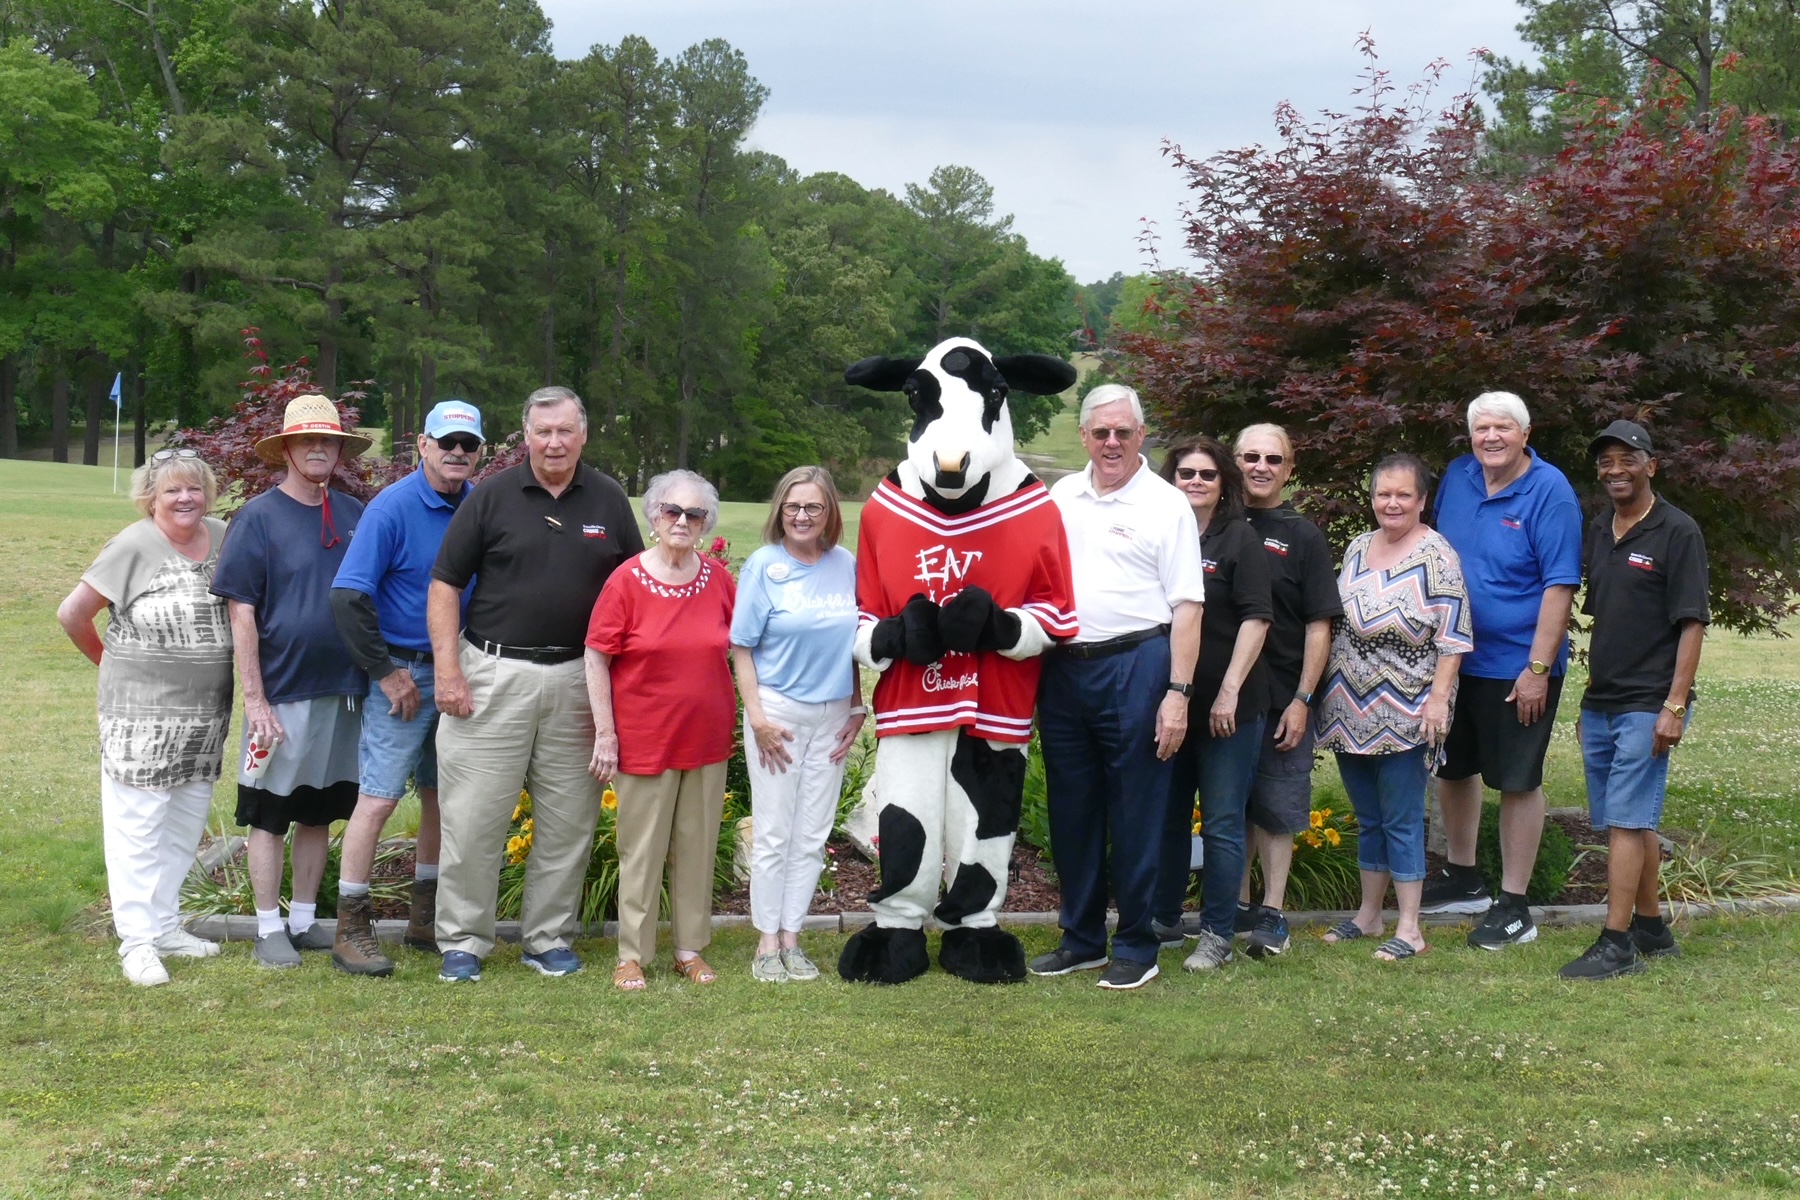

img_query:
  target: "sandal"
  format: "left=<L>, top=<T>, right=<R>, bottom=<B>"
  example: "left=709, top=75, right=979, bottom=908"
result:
left=1322, top=919, right=1371, bottom=944
left=1373, top=936, right=1428, bottom=962
left=673, top=954, right=717, bottom=984
left=612, top=960, right=646, bottom=991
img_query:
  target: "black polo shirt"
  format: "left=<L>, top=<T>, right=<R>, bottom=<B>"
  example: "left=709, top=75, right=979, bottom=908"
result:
left=1192, top=512, right=1275, bottom=725
left=432, top=460, right=645, bottom=649
left=1580, top=497, right=1709, bottom=714
left=1247, top=504, right=1343, bottom=709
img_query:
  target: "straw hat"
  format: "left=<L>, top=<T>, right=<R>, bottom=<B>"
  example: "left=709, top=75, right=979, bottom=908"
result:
left=254, top=395, right=374, bottom=465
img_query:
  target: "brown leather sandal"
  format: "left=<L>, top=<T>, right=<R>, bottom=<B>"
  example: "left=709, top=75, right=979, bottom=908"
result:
left=613, top=960, right=646, bottom=991
left=672, top=954, right=717, bottom=984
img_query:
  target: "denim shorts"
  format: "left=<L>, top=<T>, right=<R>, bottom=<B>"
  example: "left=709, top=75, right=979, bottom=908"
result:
left=1247, top=714, right=1316, bottom=835
left=358, top=658, right=440, bottom=801
left=1580, top=706, right=1687, bottom=831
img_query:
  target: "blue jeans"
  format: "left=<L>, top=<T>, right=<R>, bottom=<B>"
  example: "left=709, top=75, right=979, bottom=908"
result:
left=358, top=658, right=440, bottom=801
left=1038, top=636, right=1174, bottom=965
left=1158, top=715, right=1266, bottom=936
left=1580, top=707, right=1685, bottom=830
left=1334, top=747, right=1429, bottom=882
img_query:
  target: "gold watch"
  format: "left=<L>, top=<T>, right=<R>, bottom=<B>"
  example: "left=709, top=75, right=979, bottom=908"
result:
left=1663, top=701, right=1688, bottom=719
left=1527, top=660, right=1551, bottom=676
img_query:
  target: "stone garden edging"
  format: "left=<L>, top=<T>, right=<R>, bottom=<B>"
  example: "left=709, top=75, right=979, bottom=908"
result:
left=185, top=893, right=1800, bottom=945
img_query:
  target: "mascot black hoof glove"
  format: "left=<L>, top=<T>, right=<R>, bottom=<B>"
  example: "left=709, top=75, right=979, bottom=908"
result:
left=842, top=337, right=1079, bottom=983
left=837, top=925, right=931, bottom=985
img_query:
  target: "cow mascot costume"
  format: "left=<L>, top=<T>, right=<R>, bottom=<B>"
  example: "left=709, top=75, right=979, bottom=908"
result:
left=838, top=337, right=1078, bottom=985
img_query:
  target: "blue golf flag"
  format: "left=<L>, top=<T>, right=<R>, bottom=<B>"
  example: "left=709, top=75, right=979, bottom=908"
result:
left=110, top=373, right=122, bottom=412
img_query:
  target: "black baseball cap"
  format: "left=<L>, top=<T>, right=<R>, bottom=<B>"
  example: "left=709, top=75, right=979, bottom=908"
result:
left=1588, top=419, right=1654, bottom=457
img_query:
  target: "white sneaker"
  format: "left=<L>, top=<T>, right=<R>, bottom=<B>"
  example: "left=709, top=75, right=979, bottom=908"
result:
left=122, top=945, right=170, bottom=987
left=154, top=926, right=221, bottom=958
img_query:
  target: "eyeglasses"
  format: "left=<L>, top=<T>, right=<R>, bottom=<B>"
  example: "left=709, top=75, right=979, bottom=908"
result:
left=1085, top=426, right=1139, bottom=443
left=151, top=448, right=199, bottom=465
left=658, top=504, right=708, bottom=524
left=1239, top=452, right=1285, bottom=466
left=1175, top=467, right=1220, bottom=482
left=434, top=434, right=482, bottom=453
left=781, top=502, right=826, bottom=518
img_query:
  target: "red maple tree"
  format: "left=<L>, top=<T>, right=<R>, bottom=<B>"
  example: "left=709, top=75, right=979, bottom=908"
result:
left=1124, top=43, right=1800, bottom=632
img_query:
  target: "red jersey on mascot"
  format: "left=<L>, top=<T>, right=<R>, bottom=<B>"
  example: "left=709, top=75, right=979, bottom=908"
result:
left=839, top=337, right=1078, bottom=984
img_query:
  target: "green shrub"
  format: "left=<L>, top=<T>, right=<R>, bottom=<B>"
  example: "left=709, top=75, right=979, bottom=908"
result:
left=1018, top=735, right=1052, bottom=858
left=1475, top=803, right=1574, bottom=903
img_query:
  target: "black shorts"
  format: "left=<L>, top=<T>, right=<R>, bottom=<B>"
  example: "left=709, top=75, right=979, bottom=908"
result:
left=235, top=780, right=359, bottom=834
left=1247, top=715, right=1315, bottom=835
left=1437, top=673, right=1564, bottom=794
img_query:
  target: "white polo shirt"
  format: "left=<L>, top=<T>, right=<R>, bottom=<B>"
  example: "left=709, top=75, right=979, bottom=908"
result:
left=1050, top=456, right=1206, bottom=644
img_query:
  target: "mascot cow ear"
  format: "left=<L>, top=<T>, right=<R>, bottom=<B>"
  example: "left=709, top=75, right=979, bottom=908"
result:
left=993, top=354, right=1078, bottom=396
left=844, top=356, right=923, bottom=391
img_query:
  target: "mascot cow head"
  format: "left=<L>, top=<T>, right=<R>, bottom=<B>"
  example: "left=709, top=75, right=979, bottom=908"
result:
left=846, top=338, right=1077, bottom=511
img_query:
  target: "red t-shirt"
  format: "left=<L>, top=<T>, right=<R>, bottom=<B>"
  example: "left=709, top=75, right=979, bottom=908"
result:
left=586, top=554, right=737, bottom=775
left=857, top=477, right=1077, bottom=743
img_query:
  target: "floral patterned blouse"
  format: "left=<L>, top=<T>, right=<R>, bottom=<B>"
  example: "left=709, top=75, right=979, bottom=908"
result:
left=1314, top=529, right=1473, bottom=758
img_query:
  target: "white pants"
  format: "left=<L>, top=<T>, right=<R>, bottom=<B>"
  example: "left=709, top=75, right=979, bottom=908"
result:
left=746, top=689, right=851, bottom=935
left=100, top=770, right=214, bottom=956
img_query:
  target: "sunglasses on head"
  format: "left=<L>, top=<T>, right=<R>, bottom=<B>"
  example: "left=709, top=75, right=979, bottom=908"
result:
left=434, top=433, right=482, bottom=453
left=1085, top=425, right=1139, bottom=443
left=151, top=447, right=199, bottom=465
left=1239, top=451, right=1285, bottom=466
left=1175, top=467, right=1220, bottom=482
left=658, top=504, right=708, bottom=524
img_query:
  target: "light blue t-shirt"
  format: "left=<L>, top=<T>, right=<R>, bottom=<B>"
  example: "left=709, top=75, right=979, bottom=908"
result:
left=729, top=543, right=858, bottom=703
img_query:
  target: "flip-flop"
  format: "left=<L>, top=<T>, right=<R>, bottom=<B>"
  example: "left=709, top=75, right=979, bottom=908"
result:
left=1322, top=919, right=1369, bottom=944
left=1374, top=936, right=1429, bottom=962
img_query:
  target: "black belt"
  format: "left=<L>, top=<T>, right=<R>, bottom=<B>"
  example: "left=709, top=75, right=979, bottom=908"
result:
left=1058, top=624, right=1170, bottom=660
left=464, top=632, right=583, bottom=665
left=386, top=644, right=433, bottom=664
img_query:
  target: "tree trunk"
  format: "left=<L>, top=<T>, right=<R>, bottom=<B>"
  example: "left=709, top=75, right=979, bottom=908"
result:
left=131, top=361, right=147, bottom=466
left=83, top=357, right=110, bottom=466
left=419, top=352, right=437, bottom=417
left=543, top=240, right=557, bottom=386
left=608, top=190, right=631, bottom=431
left=52, top=365, right=71, bottom=463
left=394, top=371, right=413, bottom=466
left=318, top=263, right=344, bottom=395
left=0, top=355, right=16, bottom=458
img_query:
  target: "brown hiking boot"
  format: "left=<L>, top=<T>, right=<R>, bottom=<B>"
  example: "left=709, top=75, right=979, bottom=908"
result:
left=331, top=892, right=395, bottom=977
left=404, top=878, right=439, bottom=953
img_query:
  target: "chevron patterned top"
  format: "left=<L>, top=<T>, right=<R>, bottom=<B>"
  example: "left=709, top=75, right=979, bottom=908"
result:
left=1315, top=529, right=1474, bottom=758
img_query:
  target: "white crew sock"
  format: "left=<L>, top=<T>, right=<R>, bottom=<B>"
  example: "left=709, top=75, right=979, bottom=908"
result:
left=414, top=863, right=439, bottom=882
left=256, top=907, right=285, bottom=938
left=288, top=901, right=317, bottom=935
left=338, top=880, right=371, bottom=898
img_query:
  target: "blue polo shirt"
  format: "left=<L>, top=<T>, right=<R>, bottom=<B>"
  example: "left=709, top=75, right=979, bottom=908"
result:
left=332, top=468, right=470, bottom=652
left=1433, top=448, right=1583, bottom=679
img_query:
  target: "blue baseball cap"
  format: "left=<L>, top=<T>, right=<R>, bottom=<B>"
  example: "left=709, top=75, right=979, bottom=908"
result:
left=423, top=400, right=484, bottom=442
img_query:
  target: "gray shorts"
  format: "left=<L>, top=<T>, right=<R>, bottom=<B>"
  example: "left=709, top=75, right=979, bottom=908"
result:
left=1246, top=714, right=1316, bottom=835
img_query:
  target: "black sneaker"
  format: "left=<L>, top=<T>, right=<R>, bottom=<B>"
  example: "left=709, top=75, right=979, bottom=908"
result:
left=1151, top=919, right=1188, bottom=949
left=1467, top=900, right=1537, bottom=950
left=1245, top=908, right=1291, bottom=959
left=1631, top=921, right=1681, bottom=959
left=1559, top=934, right=1646, bottom=980
left=1096, top=958, right=1159, bottom=990
left=1420, top=866, right=1493, bottom=915
left=1233, top=902, right=1259, bottom=939
left=1026, top=947, right=1108, bottom=976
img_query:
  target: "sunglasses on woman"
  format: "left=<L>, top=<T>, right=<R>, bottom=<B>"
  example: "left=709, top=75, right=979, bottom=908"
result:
left=658, top=504, right=708, bottom=524
left=150, top=447, right=199, bottom=464
left=1239, top=451, right=1285, bottom=466
left=1175, top=467, right=1220, bottom=482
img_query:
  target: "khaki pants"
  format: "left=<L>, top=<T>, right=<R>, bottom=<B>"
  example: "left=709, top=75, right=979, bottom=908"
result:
left=613, top=761, right=727, bottom=966
left=435, top=646, right=600, bottom=958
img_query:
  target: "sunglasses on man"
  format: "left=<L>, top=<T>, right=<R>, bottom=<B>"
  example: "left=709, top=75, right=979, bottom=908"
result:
left=1085, top=425, right=1139, bottom=443
left=1239, top=451, right=1285, bottom=466
left=433, top=434, right=482, bottom=453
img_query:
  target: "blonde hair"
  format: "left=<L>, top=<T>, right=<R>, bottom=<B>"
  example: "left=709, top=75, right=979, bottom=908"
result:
left=762, top=465, right=845, bottom=550
left=1235, top=423, right=1293, bottom=459
left=131, top=454, right=219, bottom=518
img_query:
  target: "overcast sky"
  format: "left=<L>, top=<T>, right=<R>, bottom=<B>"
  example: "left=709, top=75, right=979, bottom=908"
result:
left=536, top=1, right=1531, bottom=283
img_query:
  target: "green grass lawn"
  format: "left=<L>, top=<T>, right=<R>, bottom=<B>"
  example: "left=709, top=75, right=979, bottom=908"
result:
left=5, top=459, right=1800, bottom=1199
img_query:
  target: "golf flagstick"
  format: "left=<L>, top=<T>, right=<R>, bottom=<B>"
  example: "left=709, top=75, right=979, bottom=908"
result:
left=110, top=373, right=123, bottom=494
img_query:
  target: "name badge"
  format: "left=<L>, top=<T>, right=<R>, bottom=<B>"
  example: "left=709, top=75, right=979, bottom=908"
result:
left=582, top=524, right=607, bottom=539
left=767, top=561, right=792, bottom=582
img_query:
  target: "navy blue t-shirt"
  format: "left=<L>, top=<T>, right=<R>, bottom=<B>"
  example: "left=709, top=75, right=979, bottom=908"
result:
left=212, top=487, right=366, bottom=704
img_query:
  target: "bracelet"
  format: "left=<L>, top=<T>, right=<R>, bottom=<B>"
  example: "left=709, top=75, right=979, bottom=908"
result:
left=849, top=706, right=868, bottom=717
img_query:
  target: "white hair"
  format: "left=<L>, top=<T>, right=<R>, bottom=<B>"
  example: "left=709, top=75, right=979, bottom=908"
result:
left=642, top=468, right=720, bottom=535
left=523, top=386, right=587, bottom=431
left=1466, top=391, right=1531, bottom=433
left=1079, top=383, right=1145, bottom=428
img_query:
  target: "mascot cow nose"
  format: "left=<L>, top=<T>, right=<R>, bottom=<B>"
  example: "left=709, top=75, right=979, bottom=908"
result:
left=933, top=449, right=970, bottom=490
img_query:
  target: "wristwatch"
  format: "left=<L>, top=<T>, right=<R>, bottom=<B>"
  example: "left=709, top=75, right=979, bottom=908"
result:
left=1527, top=660, right=1551, bottom=676
left=1167, top=681, right=1193, bottom=697
left=1663, top=701, right=1687, bottom=719
left=1295, top=690, right=1314, bottom=706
